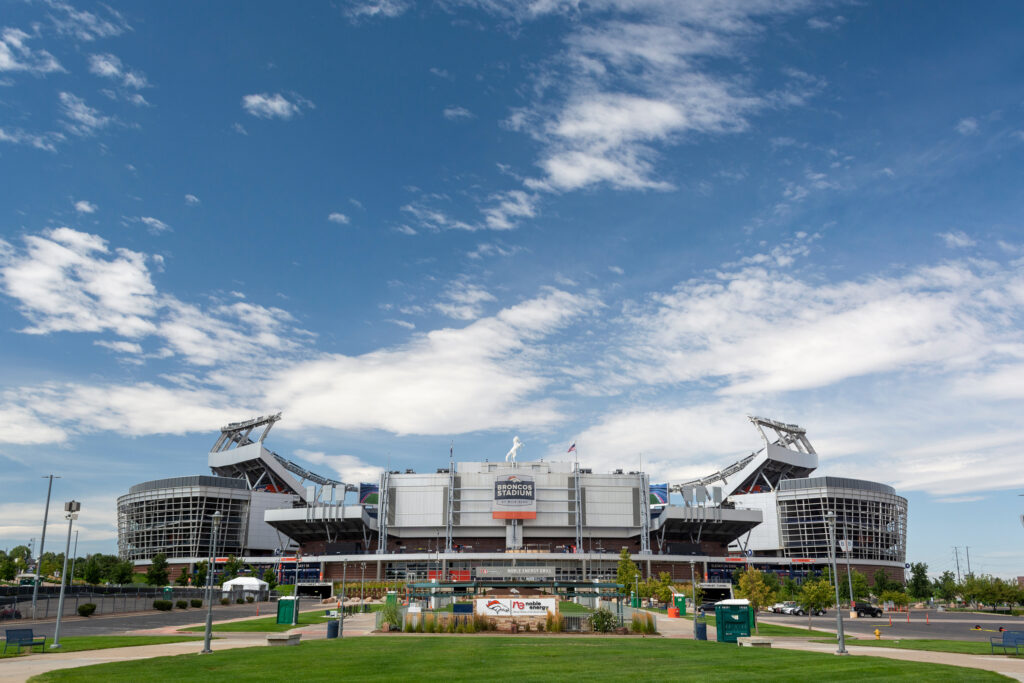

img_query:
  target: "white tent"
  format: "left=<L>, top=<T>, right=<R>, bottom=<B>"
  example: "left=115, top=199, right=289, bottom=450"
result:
left=221, top=576, right=269, bottom=598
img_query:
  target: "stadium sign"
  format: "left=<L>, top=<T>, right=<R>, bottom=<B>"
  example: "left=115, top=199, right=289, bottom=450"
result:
left=475, top=597, right=557, bottom=616
left=475, top=566, right=555, bottom=578
left=492, top=474, right=536, bottom=519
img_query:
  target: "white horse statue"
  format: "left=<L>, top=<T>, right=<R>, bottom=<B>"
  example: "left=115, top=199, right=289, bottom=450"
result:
left=505, top=435, right=524, bottom=463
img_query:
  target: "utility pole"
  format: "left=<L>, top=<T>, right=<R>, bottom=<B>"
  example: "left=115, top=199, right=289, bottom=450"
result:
left=965, top=546, right=972, bottom=576
left=69, top=530, right=79, bottom=585
left=32, top=475, right=59, bottom=619
left=953, top=547, right=962, bottom=583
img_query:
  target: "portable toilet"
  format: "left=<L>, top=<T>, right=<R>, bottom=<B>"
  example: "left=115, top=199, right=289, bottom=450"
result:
left=714, top=598, right=753, bottom=643
left=386, top=590, right=398, bottom=607
left=277, top=596, right=298, bottom=624
left=673, top=594, right=687, bottom=616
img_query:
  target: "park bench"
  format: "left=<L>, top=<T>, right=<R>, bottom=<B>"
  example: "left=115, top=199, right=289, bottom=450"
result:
left=266, top=633, right=302, bottom=646
left=990, top=630, right=1024, bottom=655
left=3, top=628, right=47, bottom=654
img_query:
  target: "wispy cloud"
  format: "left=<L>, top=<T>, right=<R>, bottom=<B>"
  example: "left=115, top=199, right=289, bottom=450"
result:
left=74, top=200, right=97, bottom=214
left=956, top=117, right=979, bottom=135
left=128, top=216, right=171, bottom=234
left=58, top=92, right=112, bottom=136
left=184, top=194, right=200, bottom=206
left=328, top=212, right=350, bottom=224
left=443, top=106, right=474, bottom=121
left=46, top=0, right=130, bottom=41
left=0, top=126, right=64, bottom=153
left=434, top=281, right=496, bottom=321
left=88, top=53, right=149, bottom=102
left=0, top=28, right=64, bottom=74
left=242, top=92, right=313, bottom=119
left=939, top=230, right=975, bottom=248
left=345, top=0, right=411, bottom=21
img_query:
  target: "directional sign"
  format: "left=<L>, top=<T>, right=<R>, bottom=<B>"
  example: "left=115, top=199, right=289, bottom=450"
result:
left=838, top=540, right=853, bottom=553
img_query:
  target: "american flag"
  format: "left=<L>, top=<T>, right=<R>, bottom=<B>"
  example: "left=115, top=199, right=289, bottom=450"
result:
left=567, top=443, right=576, bottom=453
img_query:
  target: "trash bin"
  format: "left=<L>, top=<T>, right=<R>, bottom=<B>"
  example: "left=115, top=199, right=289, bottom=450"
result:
left=694, top=622, right=707, bottom=640
left=386, top=591, right=398, bottom=607
left=326, top=620, right=339, bottom=639
left=630, top=592, right=640, bottom=608
left=277, top=596, right=298, bottom=624
left=714, top=599, right=752, bottom=643
left=163, top=586, right=173, bottom=600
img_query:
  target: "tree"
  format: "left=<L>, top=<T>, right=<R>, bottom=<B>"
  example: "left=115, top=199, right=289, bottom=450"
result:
left=146, top=553, right=169, bottom=586
left=798, top=579, right=835, bottom=631
left=193, top=561, right=208, bottom=588
left=779, top=577, right=799, bottom=601
left=907, top=562, right=930, bottom=600
left=0, top=557, right=16, bottom=581
left=221, top=556, right=243, bottom=584
left=873, top=569, right=894, bottom=594
left=83, top=558, right=103, bottom=585
left=616, top=548, right=640, bottom=594
left=111, top=560, right=136, bottom=585
left=736, top=569, right=776, bottom=634
left=262, top=568, right=277, bottom=591
left=933, top=570, right=958, bottom=603
left=9, top=545, right=30, bottom=566
left=175, top=569, right=192, bottom=587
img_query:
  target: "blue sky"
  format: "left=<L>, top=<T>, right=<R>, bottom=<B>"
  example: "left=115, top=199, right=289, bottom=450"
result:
left=1, top=1, right=1022, bottom=578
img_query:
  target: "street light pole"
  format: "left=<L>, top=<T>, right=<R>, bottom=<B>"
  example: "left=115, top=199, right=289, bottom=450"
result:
left=32, top=475, right=59, bottom=619
left=843, top=525, right=854, bottom=607
left=50, top=501, right=79, bottom=649
left=826, top=511, right=847, bottom=654
left=360, top=562, right=366, bottom=612
left=69, top=530, right=79, bottom=586
left=201, top=511, right=222, bottom=654
left=338, top=562, right=347, bottom=638
left=292, top=552, right=301, bottom=626
left=690, top=560, right=698, bottom=639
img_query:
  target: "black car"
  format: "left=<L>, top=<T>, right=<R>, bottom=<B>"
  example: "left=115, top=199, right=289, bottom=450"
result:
left=853, top=601, right=883, bottom=617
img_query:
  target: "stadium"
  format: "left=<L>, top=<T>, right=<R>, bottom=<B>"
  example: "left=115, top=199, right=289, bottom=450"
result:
left=118, top=414, right=908, bottom=590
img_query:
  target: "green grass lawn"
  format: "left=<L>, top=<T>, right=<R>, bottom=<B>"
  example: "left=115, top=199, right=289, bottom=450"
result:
left=558, top=601, right=595, bottom=614
left=2, top=636, right=201, bottom=659
left=813, top=637, right=1024, bottom=657
left=696, top=614, right=824, bottom=638
left=29, top=636, right=1006, bottom=682
left=178, top=612, right=336, bottom=633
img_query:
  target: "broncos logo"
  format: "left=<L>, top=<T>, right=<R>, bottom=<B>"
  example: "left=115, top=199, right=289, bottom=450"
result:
left=485, top=600, right=510, bottom=614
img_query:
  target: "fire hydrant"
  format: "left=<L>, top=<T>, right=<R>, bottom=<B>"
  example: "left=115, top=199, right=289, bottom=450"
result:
left=874, top=629, right=881, bottom=640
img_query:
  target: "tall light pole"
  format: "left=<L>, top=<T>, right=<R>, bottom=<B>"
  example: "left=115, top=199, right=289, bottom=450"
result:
left=50, top=501, right=79, bottom=649
left=32, top=475, right=59, bottom=619
left=338, top=562, right=347, bottom=638
left=825, top=511, right=847, bottom=654
left=842, top=525, right=853, bottom=607
left=690, top=560, right=699, bottom=639
left=201, top=511, right=222, bottom=655
left=69, top=530, right=79, bottom=586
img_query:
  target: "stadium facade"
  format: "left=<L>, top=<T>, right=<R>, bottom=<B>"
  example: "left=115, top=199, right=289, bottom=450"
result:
left=119, top=414, right=908, bottom=587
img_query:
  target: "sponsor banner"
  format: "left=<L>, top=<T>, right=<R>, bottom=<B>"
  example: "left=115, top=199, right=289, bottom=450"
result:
left=358, top=483, right=379, bottom=505
left=475, top=566, right=555, bottom=578
left=492, top=473, right=536, bottom=520
left=649, top=483, right=668, bottom=519
left=476, top=597, right=557, bottom=617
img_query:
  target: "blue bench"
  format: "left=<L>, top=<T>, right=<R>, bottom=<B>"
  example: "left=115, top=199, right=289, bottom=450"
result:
left=3, top=628, right=47, bottom=654
left=990, top=630, right=1024, bottom=655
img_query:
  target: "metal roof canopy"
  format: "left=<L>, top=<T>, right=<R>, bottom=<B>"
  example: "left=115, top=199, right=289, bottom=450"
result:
left=406, top=580, right=628, bottom=598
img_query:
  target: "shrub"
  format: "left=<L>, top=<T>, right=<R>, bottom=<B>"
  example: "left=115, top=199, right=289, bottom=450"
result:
left=77, top=603, right=97, bottom=617
left=153, top=600, right=172, bottom=611
left=176, top=600, right=188, bottom=609
left=447, top=618, right=456, bottom=633
left=246, top=596, right=254, bottom=603
left=404, top=619, right=414, bottom=633
left=455, top=620, right=466, bottom=634
left=592, top=607, right=617, bottom=633
left=546, top=612, right=554, bottom=632
left=220, top=598, right=230, bottom=605
left=236, top=598, right=245, bottom=605
left=415, top=616, right=424, bottom=633
left=191, top=599, right=202, bottom=608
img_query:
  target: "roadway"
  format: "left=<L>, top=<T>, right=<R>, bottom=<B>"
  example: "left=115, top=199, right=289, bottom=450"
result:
left=758, top=608, right=1022, bottom=642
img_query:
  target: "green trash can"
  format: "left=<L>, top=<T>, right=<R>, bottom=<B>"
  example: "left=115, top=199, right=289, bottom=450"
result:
left=714, top=599, right=753, bottom=643
left=162, top=586, right=173, bottom=600
left=277, top=596, right=298, bottom=624
left=673, top=595, right=687, bottom=615
left=630, top=592, right=640, bottom=608
left=386, top=591, right=398, bottom=607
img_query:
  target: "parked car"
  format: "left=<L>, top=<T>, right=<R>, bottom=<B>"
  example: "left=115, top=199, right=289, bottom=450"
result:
left=781, top=601, right=825, bottom=616
left=770, top=602, right=787, bottom=613
left=780, top=601, right=799, bottom=614
left=0, top=605, right=22, bottom=620
left=853, top=601, right=883, bottom=617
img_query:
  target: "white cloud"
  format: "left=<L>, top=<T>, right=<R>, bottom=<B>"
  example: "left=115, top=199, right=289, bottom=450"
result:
left=184, top=194, right=200, bottom=205
left=242, top=93, right=311, bottom=120
left=608, top=265, right=624, bottom=275
left=94, top=339, right=143, bottom=354
left=0, top=28, right=64, bottom=74
left=939, top=230, right=975, bottom=248
left=443, top=106, right=475, bottom=120
left=88, top=53, right=149, bottom=90
left=435, top=281, right=497, bottom=321
left=47, top=0, right=129, bottom=41
left=232, top=122, right=249, bottom=135
left=0, top=126, right=64, bottom=152
left=955, top=117, right=979, bottom=135
left=482, top=190, right=537, bottom=230
left=131, top=216, right=171, bottom=234
left=345, top=0, right=412, bottom=20
left=328, top=212, right=351, bottom=225
left=429, top=67, right=452, bottom=80
left=74, top=200, right=97, bottom=214
left=58, top=92, right=112, bottom=136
